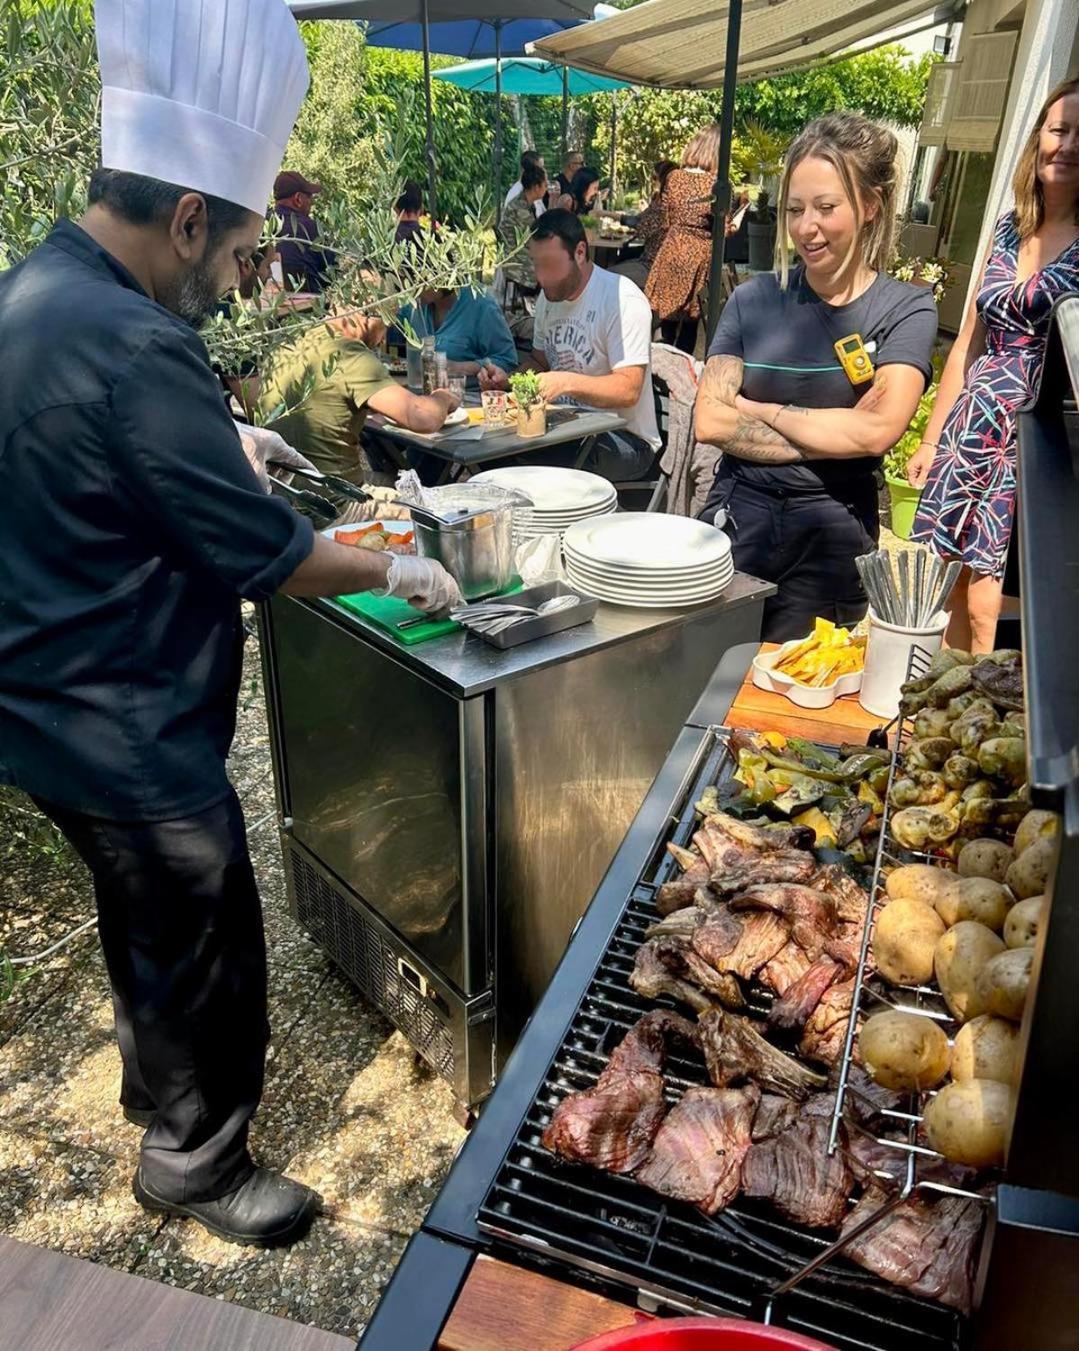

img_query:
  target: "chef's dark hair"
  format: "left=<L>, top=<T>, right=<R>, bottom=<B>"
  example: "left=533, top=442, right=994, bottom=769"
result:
left=532, top=208, right=586, bottom=256
left=88, top=168, right=254, bottom=247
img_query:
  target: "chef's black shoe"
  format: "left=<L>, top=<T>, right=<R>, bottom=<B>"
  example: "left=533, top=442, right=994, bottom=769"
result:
left=133, top=1167, right=320, bottom=1248
left=123, top=1106, right=156, bottom=1129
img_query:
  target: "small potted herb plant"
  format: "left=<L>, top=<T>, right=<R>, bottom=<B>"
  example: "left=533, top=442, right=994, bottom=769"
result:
left=510, top=370, right=546, bottom=438
left=883, top=382, right=937, bottom=539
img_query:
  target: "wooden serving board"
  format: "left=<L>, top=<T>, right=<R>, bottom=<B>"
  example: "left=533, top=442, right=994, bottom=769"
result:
left=727, top=643, right=886, bottom=748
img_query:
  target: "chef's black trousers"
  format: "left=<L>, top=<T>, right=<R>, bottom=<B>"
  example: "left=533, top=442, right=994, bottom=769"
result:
left=701, top=468, right=879, bottom=643
left=31, top=789, right=267, bottom=1203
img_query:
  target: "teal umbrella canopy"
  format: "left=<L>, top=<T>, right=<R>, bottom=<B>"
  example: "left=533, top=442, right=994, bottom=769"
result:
left=434, top=55, right=628, bottom=94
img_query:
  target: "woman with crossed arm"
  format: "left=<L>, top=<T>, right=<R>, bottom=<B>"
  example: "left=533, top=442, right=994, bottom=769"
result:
left=694, top=113, right=938, bottom=642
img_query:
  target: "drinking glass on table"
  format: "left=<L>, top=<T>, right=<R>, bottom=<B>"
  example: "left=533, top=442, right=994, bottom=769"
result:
left=447, top=375, right=467, bottom=407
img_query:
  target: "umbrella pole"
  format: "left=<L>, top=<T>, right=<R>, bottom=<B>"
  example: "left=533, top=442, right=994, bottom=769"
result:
left=421, top=0, right=437, bottom=225
left=609, top=97, right=617, bottom=207
left=494, top=22, right=503, bottom=227
left=705, top=0, right=743, bottom=345
left=561, top=66, right=569, bottom=160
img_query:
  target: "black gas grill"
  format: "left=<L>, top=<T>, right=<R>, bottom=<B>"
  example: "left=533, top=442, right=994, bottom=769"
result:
left=475, top=732, right=965, bottom=1351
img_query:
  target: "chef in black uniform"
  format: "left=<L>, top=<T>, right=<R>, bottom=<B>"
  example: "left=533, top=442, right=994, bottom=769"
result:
left=0, top=0, right=459, bottom=1249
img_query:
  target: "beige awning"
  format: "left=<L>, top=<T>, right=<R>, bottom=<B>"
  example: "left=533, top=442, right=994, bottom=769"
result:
left=531, top=0, right=961, bottom=89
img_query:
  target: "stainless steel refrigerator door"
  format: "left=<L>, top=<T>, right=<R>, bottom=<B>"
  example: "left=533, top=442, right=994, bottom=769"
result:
left=265, top=598, right=488, bottom=995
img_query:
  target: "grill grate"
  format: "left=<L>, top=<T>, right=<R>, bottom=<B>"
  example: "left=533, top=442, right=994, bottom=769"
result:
left=477, top=731, right=968, bottom=1351
left=290, top=847, right=456, bottom=1080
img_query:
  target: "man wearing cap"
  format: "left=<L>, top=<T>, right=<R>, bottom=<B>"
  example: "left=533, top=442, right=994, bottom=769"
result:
left=273, top=170, right=336, bottom=293
left=0, top=0, right=460, bottom=1250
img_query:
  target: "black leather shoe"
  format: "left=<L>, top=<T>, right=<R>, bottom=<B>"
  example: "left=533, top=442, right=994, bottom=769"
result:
left=123, top=1106, right=156, bottom=1129
left=133, top=1167, right=320, bottom=1248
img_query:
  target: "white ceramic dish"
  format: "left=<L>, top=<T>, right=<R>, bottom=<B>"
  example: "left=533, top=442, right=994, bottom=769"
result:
left=563, top=543, right=731, bottom=581
left=473, top=465, right=616, bottom=511
left=564, top=514, right=731, bottom=571
left=565, top=561, right=734, bottom=607
left=751, top=640, right=864, bottom=709
left=563, top=556, right=734, bottom=593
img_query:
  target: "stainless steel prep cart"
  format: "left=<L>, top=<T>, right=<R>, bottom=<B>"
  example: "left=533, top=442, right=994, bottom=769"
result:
left=258, top=574, right=773, bottom=1117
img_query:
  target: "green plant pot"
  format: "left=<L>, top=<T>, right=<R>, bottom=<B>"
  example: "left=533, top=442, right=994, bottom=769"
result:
left=885, top=472, right=923, bottom=540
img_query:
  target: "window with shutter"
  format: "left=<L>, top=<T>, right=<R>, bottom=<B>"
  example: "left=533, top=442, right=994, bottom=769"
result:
left=919, top=61, right=960, bottom=147
left=946, top=31, right=1019, bottom=153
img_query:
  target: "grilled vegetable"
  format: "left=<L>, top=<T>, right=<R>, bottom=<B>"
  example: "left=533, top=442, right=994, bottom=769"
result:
left=890, top=772, right=949, bottom=808
left=971, top=658, right=1024, bottom=711
left=914, top=708, right=955, bottom=741
left=925, top=665, right=975, bottom=708
left=906, top=737, right=957, bottom=771
left=977, top=737, right=1027, bottom=786
left=942, top=754, right=981, bottom=791
left=892, top=805, right=960, bottom=850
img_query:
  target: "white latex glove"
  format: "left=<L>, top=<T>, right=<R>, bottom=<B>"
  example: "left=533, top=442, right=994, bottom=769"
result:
left=236, top=422, right=319, bottom=493
left=378, top=554, right=462, bottom=615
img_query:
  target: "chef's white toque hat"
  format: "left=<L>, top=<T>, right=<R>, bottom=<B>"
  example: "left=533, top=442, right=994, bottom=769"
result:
left=95, top=0, right=310, bottom=216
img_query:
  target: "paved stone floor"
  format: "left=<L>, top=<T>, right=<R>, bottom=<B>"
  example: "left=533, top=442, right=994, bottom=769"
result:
left=0, top=629, right=466, bottom=1341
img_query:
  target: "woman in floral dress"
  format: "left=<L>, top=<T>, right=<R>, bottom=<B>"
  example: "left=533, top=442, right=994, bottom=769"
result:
left=909, top=77, right=1079, bottom=651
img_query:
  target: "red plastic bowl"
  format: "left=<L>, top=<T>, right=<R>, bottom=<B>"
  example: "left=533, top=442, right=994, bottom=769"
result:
left=571, top=1317, right=838, bottom=1351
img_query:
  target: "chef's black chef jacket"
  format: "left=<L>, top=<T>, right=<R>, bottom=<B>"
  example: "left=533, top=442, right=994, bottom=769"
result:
left=0, top=220, right=314, bottom=821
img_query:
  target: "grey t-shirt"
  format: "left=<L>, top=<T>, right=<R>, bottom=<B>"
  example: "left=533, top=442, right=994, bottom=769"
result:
left=707, top=268, right=937, bottom=492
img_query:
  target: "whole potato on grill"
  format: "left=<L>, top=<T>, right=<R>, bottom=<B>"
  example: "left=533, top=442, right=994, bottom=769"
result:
left=976, top=947, right=1033, bottom=1022
left=859, top=1010, right=950, bottom=1092
left=950, top=1015, right=1018, bottom=1085
left=885, top=864, right=957, bottom=910
left=924, top=1079, right=1010, bottom=1168
left=934, top=877, right=1013, bottom=931
left=957, top=839, right=1014, bottom=884
left=1012, top=810, right=1060, bottom=859
left=874, top=897, right=946, bottom=986
left=934, top=921, right=1005, bottom=1022
left=1004, top=895, right=1046, bottom=949
left=1005, top=835, right=1059, bottom=900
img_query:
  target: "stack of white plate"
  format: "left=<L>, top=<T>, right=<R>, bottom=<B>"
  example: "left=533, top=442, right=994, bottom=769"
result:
left=563, top=514, right=734, bottom=608
left=471, top=465, right=617, bottom=539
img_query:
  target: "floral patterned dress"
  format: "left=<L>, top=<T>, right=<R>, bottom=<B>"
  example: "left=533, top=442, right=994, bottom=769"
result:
left=644, top=168, right=714, bottom=322
left=911, top=212, right=1079, bottom=578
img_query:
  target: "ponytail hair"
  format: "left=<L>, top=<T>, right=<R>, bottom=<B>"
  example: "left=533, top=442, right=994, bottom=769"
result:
left=774, top=112, right=899, bottom=288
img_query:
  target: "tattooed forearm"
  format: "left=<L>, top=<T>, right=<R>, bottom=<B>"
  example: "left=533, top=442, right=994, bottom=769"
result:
left=695, top=355, right=806, bottom=464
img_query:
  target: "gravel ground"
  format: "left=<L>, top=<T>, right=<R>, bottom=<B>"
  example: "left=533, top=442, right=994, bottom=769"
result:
left=0, top=624, right=465, bottom=1341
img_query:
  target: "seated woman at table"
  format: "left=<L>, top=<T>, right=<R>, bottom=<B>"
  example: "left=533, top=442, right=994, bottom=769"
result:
left=564, top=167, right=603, bottom=217
left=397, top=284, right=518, bottom=383
left=694, top=112, right=938, bottom=642
left=256, top=310, right=460, bottom=520
left=394, top=180, right=425, bottom=251
left=610, top=159, right=675, bottom=289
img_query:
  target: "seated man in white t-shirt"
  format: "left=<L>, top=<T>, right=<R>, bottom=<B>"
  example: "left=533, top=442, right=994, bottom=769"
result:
left=479, top=209, right=660, bottom=481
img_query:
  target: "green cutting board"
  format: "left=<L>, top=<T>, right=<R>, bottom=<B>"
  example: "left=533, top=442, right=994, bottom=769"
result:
left=336, top=577, right=523, bottom=646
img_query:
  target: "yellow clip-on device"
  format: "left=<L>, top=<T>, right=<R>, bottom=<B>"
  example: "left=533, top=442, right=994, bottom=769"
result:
left=834, top=333, right=875, bottom=386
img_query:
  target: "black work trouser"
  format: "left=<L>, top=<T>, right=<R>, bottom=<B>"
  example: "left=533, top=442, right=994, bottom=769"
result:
left=659, top=316, right=699, bottom=355
left=32, top=788, right=267, bottom=1203
left=701, top=468, right=879, bottom=642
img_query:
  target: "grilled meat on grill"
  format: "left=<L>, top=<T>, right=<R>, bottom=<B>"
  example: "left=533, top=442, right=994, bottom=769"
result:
left=799, top=980, right=856, bottom=1067
left=760, top=941, right=814, bottom=998
left=630, top=940, right=721, bottom=1015
left=632, top=937, right=745, bottom=1011
left=841, top=1185, right=985, bottom=1314
left=811, top=864, right=870, bottom=926
left=636, top=1084, right=760, bottom=1215
left=692, top=908, right=791, bottom=983
left=699, top=1008, right=827, bottom=1101
left=656, top=844, right=713, bottom=914
left=542, top=1011, right=698, bottom=1173
left=729, top=883, right=838, bottom=960
left=742, top=1094, right=854, bottom=1229
left=693, top=814, right=817, bottom=894
left=769, top=957, right=844, bottom=1034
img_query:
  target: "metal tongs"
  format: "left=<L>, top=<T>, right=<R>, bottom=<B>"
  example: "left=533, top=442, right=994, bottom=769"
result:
left=267, top=460, right=376, bottom=508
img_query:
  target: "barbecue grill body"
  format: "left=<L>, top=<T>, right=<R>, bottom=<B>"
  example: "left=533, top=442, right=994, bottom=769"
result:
left=257, top=578, right=770, bottom=1113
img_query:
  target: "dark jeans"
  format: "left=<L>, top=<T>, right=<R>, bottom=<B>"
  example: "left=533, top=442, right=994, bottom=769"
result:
left=32, top=789, right=267, bottom=1203
left=702, top=468, right=879, bottom=642
left=659, top=316, right=699, bottom=355
left=523, top=429, right=657, bottom=483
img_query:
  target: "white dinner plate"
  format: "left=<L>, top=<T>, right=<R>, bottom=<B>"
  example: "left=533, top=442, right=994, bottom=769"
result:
left=563, top=562, right=734, bottom=595
left=565, top=556, right=734, bottom=592
left=564, top=513, right=731, bottom=571
left=565, top=571, right=732, bottom=608
left=472, top=465, right=616, bottom=512
left=564, top=540, right=731, bottom=579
